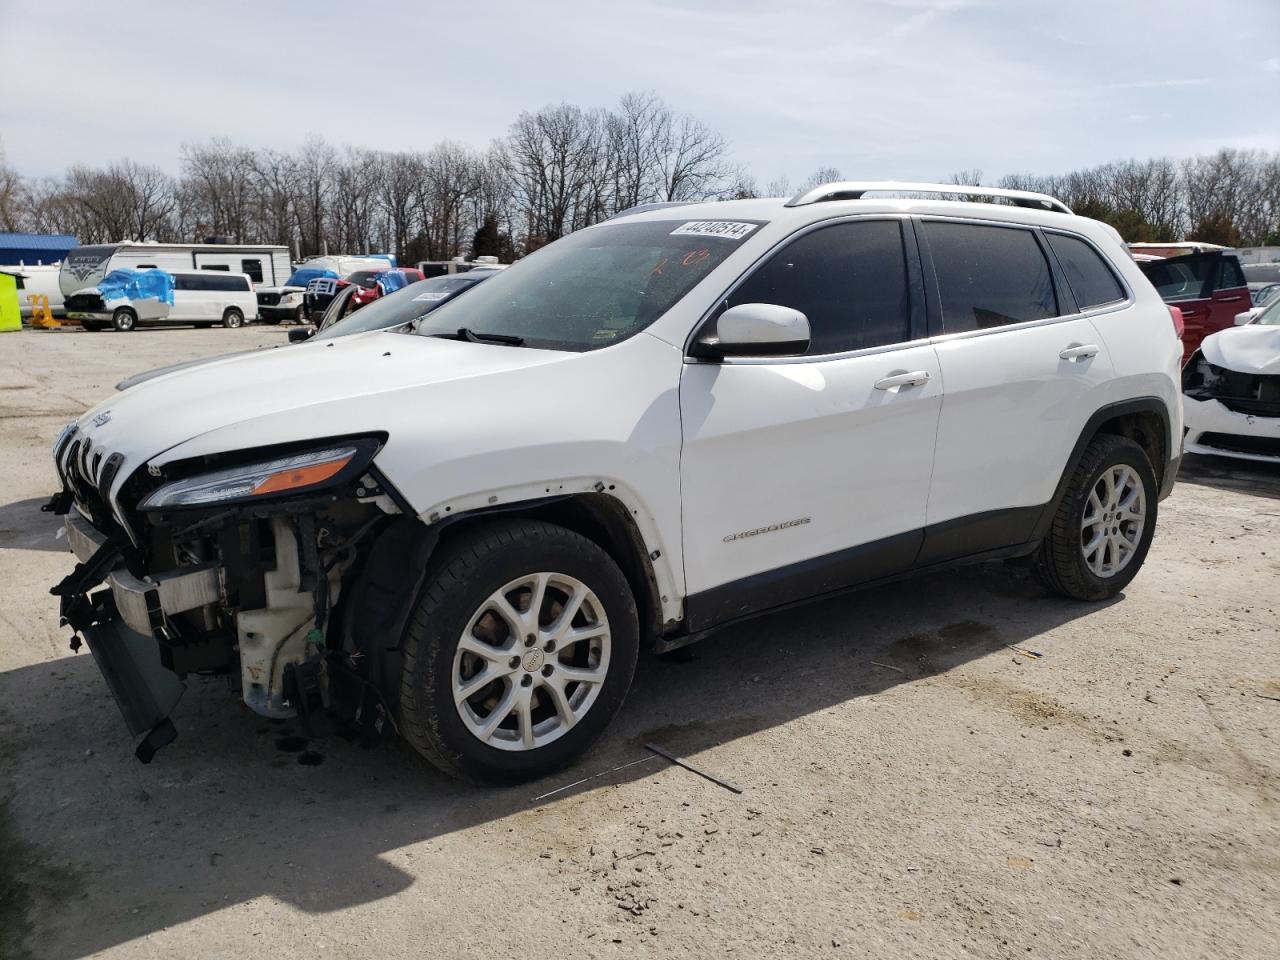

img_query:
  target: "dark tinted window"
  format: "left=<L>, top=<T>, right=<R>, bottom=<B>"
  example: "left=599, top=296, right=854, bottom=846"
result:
left=1217, top=256, right=1245, bottom=291
left=136, top=263, right=157, bottom=269
left=726, top=220, right=911, bottom=354
left=241, top=259, right=264, bottom=283
left=926, top=222, right=1057, bottom=331
left=1046, top=233, right=1125, bottom=309
left=178, top=273, right=247, bottom=292
left=1138, top=255, right=1213, bottom=301
left=201, top=264, right=230, bottom=272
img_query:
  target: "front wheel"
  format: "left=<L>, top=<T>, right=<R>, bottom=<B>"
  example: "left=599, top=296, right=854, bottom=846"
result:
left=399, top=520, right=639, bottom=784
left=222, top=307, right=245, bottom=329
left=1034, top=434, right=1157, bottom=600
left=111, top=308, right=136, bottom=332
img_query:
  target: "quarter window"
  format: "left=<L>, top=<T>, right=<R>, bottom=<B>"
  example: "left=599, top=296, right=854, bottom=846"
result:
left=925, top=222, right=1058, bottom=332
left=1216, top=256, right=1245, bottom=291
left=725, top=220, right=912, bottom=355
left=1045, top=233, right=1125, bottom=309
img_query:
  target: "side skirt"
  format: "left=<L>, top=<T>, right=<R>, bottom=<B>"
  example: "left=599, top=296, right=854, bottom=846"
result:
left=677, top=504, right=1045, bottom=642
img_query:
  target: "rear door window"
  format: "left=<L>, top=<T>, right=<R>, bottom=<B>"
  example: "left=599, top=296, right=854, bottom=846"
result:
left=725, top=219, right=912, bottom=354
left=1045, top=233, right=1125, bottom=309
left=1138, top=254, right=1215, bottom=301
left=924, top=221, right=1058, bottom=332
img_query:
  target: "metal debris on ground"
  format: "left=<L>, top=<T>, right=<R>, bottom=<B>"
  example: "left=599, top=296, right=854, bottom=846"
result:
left=644, top=742, right=743, bottom=795
left=1006, top=644, right=1044, bottom=659
left=870, top=660, right=906, bottom=674
left=530, top=755, right=660, bottom=802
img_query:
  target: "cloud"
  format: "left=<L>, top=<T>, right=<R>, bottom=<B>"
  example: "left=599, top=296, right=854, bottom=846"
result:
left=1264, top=57, right=1280, bottom=73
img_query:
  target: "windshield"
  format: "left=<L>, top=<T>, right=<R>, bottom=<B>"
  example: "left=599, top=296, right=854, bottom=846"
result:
left=347, top=270, right=382, bottom=289
left=319, top=274, right=489, bottom=337
left=285, top=267, right=337, bottom=288
left=414, top=219, right=762, bottom=351
left=1256, top=299, right=1280, bottom=326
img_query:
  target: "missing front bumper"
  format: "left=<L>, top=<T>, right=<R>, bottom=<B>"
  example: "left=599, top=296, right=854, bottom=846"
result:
left=83, top=610, right=185, bottom=762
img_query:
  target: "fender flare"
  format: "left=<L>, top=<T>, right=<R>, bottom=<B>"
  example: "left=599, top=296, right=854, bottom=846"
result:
left=1031, top=396, right=1174, bottom=542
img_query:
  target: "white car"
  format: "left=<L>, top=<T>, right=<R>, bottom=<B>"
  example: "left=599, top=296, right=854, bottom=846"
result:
left=67, top=270, right=258, bottom=331
left=1183, top=297, right=1280, bottom=463
left=47, top=181, right=1183, bottom=779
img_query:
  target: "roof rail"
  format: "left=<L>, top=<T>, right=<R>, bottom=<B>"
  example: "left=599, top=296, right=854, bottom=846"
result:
left=784, top=181, right=1073, bottom=215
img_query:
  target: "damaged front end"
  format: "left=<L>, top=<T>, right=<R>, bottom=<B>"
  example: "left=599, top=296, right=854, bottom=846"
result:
left=47, top=427, right=411, bottom=762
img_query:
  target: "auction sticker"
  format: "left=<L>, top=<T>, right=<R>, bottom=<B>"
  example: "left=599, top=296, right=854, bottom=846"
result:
left=413, top=290, right=450, bottom=301
left=671, top=221, right=758, bottom=241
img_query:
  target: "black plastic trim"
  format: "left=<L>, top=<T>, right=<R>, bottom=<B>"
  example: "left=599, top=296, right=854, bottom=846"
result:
left=1030, top=396, right=1173, bottom=540
left=914, top=505, right=1042, bottom=568
left=685, top=529, right=922, bottom=632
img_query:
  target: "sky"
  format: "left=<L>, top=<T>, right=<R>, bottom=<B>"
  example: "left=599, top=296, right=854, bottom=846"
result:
left=2, top=0, right=1278, bottom=188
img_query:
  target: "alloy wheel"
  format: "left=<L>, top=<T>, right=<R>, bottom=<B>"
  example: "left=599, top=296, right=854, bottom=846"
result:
left=1080, top=464, right=1146, bottom=578
left=452, top=572, right=611, bottom=751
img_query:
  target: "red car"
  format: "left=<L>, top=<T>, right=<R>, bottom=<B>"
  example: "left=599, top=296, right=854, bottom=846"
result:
left=348, top=268, right=424, bottom=308
left=1138, top=251, right=1248, bottom=362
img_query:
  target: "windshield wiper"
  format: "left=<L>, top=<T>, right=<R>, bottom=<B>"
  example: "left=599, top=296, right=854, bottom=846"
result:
left=429, top=327, right=525, bottom=346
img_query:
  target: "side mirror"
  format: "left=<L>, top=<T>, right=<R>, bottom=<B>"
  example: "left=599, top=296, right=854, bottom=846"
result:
left=288, top=327, right=315, bottom=343
left=1234, top=311, right=1255, bottom=326
left=692, top=303, right=810, bottom=359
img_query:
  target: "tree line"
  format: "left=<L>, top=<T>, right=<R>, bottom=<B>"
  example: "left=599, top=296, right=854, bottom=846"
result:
left=1, top=91, right=1278, bottom=263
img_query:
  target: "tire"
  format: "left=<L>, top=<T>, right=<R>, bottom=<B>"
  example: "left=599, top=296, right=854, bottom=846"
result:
left=399, top=519, right=639, bottom=784
left=79, top=320, right=105, bottom=332
left=111, top=308, right=136, bottom=332
left=222, top=307, right=244, bottom=329
left=263, top=315, right=282, bottom=326
left=1034, top=434, right=1158, bottom=601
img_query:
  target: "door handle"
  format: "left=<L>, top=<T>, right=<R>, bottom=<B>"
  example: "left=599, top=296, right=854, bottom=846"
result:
left=1059, top=343, right=1100, bottom=361
left=874, top=370, right=931, bottom=390
left=1217, top=295, right=1242, bottom=303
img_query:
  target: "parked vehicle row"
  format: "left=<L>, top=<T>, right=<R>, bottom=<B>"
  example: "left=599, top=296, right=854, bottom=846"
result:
left=1136, top=249, right=1249, bottom=360
left=256, top=254, right=395, bottom=324
left=47, top=182, right=1183, bottom=783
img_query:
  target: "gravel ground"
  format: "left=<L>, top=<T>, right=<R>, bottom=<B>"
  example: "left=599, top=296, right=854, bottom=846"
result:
left=1, top=326, right=1277, bottom=960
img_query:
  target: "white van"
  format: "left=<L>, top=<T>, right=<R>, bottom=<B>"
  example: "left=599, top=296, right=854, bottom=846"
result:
left=66, top=271, right=259, bottom=331
left=256, top=254, right=395, bottom=323
left=59, top=242, right=291, bottom=298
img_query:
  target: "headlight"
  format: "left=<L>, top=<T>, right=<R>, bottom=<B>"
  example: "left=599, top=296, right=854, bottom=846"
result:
left=283, top=292, right=303, bottom=304
left=139, top=440, right=379, bottom=510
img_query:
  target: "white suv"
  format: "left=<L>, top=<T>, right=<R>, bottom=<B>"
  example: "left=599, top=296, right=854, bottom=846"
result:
left=47, top=182, right=1183, bottom=780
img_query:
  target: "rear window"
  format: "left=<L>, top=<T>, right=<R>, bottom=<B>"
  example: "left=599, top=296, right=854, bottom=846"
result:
left=1045, top=233, right=1125, bottom=309
left=924, top=221, right=1058, bottom=332
left=241, top=259, right=264, bottom=283
left=1139, top=256, right=1214, bottom=301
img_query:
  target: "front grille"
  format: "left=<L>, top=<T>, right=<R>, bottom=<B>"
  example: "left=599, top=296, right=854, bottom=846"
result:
left=257, top=292, right=281, bottom=306
left=58, top=427, right=119, bottom=531
left=1197, top=432, right=1280, bottom=457
left=65, top=293, right=104, bottom=312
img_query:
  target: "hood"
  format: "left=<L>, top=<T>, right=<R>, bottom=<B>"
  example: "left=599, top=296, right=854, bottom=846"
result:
left=256, top=285, right=305, bottom=295
left=1201, top=324, right=1280, bottom=376
left=75, top=331, right=571, bottom=485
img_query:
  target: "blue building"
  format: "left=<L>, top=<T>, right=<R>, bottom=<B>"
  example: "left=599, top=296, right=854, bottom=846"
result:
left=0, top=233, right=78, bottom=266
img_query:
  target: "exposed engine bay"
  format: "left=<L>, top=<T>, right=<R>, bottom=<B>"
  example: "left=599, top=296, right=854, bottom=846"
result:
left=47, top=428, right=426, bottom=762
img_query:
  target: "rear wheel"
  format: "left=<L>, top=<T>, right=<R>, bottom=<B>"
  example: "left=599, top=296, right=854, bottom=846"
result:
left=1034, top=434, right=1157, bottom=600
left=222, top=307, right=245, bottom=329
left=111, top=308, right=136, bottom=332
left=399, top=520, right=639, bottom=784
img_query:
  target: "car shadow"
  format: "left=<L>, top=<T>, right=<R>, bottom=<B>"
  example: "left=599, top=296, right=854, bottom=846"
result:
left=2, top=559, right=1112, bottom=959
left=1176, top=452, right=1280, bottom=501
left=0, top=497, right=65, bottom=553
